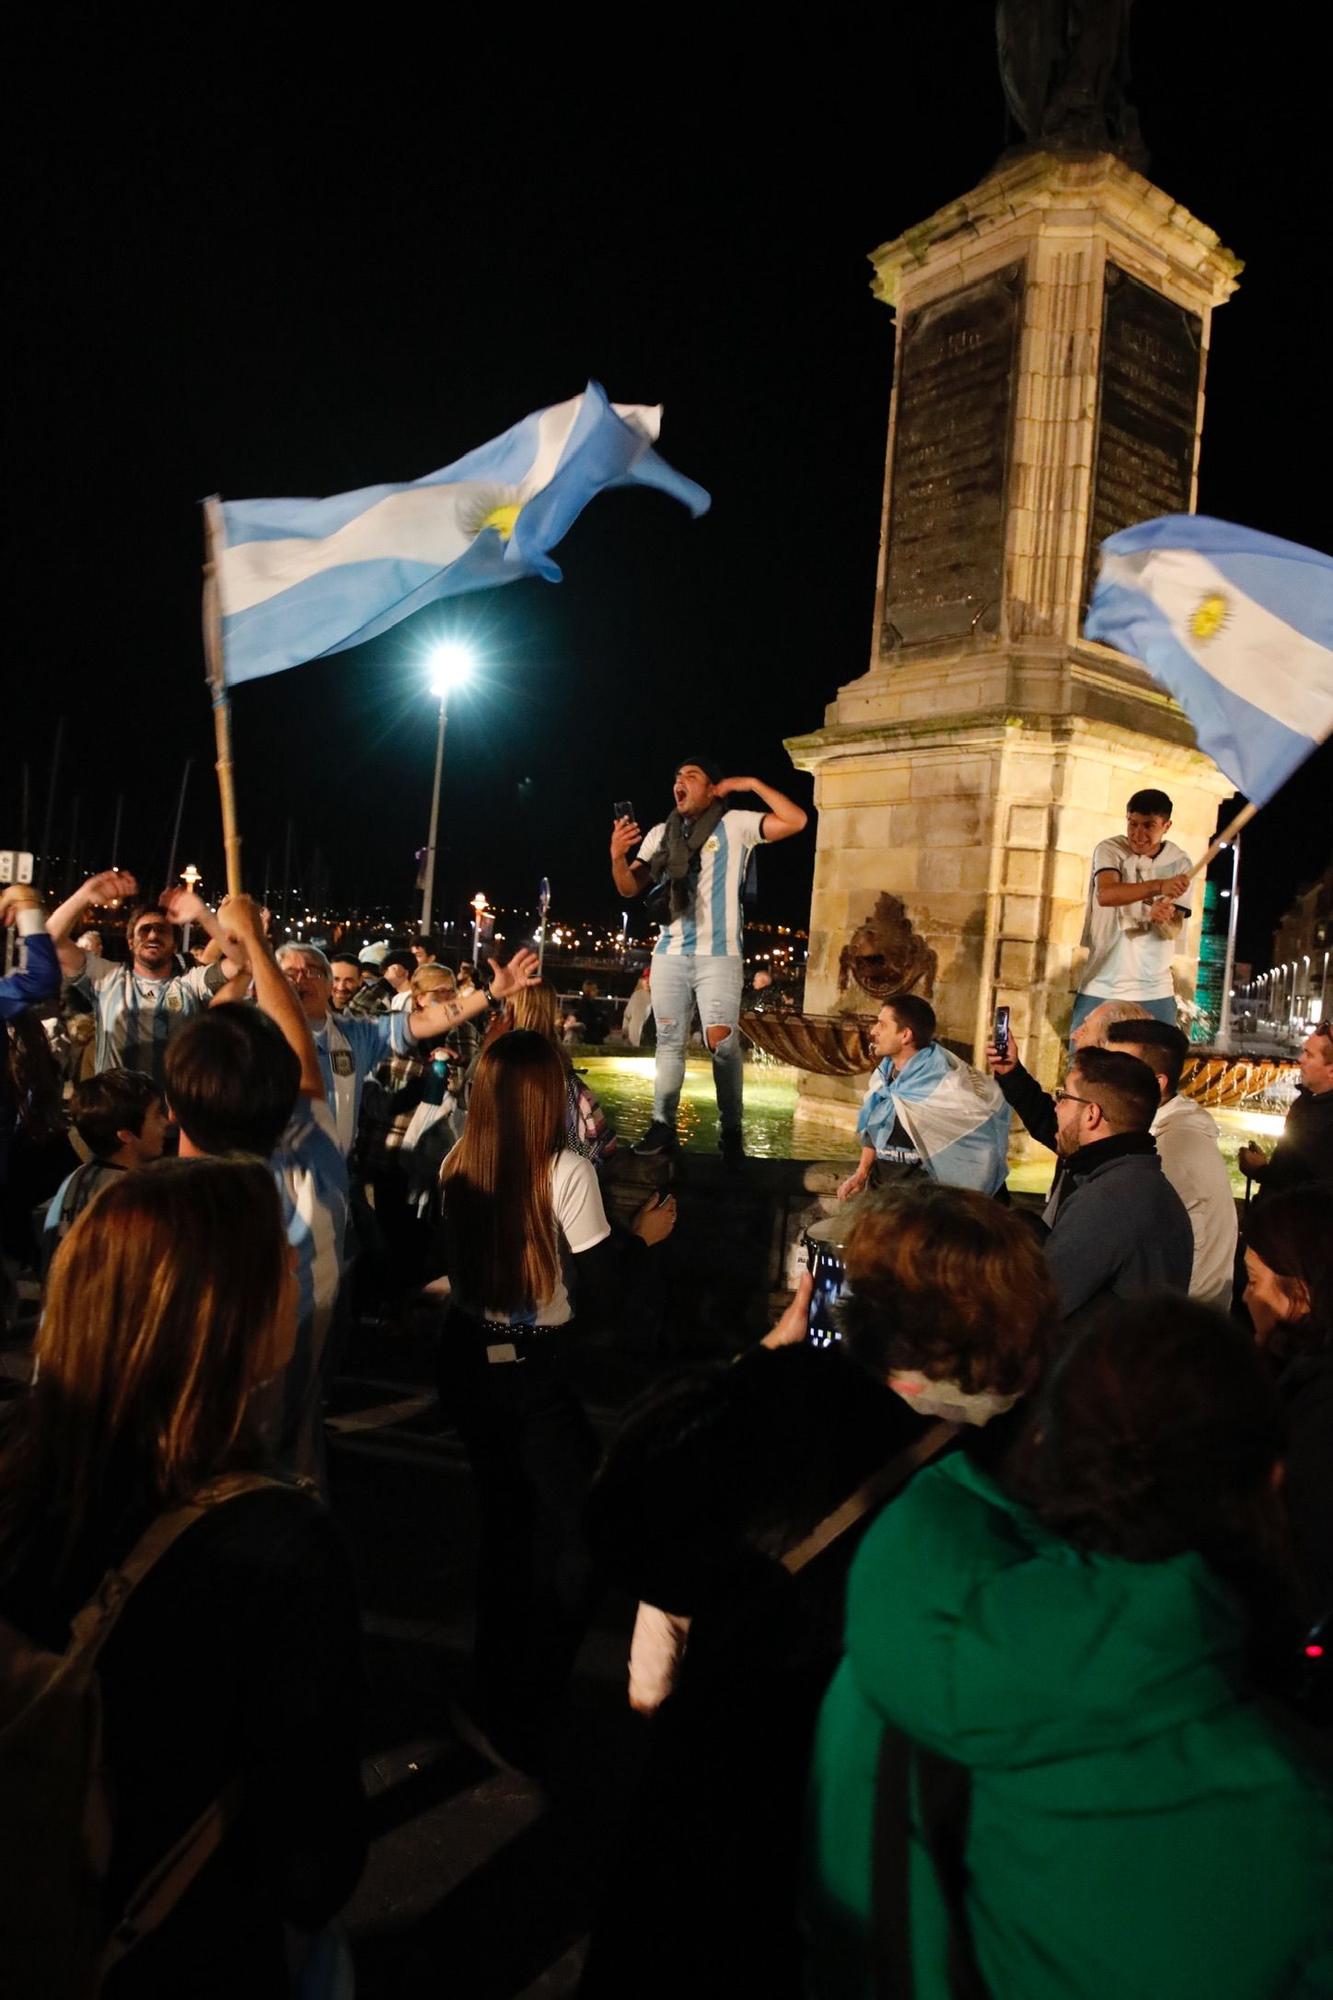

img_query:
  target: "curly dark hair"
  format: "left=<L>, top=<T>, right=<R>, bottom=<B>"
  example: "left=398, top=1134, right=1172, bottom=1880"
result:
left=1010, top=1298, right=1290, bottom=1577
left=836, top=1182, right=1056, bottom=1397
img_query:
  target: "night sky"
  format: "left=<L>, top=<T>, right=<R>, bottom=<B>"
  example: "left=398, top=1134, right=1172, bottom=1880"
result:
left=7, top=7, right=1330, bottom=965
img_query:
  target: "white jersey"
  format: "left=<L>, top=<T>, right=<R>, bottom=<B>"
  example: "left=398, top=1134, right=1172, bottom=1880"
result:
left=638, top=809, right=765, bottom=959
left=1078, top=834, right=1192, bottom=1001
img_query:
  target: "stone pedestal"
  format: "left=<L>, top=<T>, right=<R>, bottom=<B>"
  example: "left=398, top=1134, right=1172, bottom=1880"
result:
left=788, top=152, right=1241, bottom=1124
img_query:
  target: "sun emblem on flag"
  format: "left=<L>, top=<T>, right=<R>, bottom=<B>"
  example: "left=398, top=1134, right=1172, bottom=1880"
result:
left=460, top=486, right=523, bottom=543
left=1189, top=592, right=1230, bottom=642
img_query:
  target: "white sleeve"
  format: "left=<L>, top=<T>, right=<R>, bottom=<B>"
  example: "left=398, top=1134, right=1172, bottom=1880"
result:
left=552, top=1150, right=611, bottom=1255
left=636, top=822, right=666, bottom=865
left=734, top=808, right=768, bottom=848
left=80, top=951, right=118, bottom=989
left=1090, top=839, right=1122, bottom=879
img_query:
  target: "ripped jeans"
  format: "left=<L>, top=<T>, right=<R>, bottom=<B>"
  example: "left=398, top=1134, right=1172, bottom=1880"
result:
left=650, top=953, right=745, bottom=1137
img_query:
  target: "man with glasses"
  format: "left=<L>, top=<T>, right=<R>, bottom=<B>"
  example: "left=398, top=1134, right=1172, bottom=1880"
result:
left=1044, top=1046, right=1193, bottom=1326
left=1239, top=1020, right=1333, bottom=1201
left=46, top=869, right=236, bottom=1085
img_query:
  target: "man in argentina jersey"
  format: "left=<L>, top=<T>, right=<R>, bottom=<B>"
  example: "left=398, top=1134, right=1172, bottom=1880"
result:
left=46, top=869, right=234, bottom=1086
left=611, top=757, right=808, bottom=1159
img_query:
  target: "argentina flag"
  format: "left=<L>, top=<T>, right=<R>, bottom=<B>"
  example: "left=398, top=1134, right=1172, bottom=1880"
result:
left=858, top=1044, right=1011, bottom=1196
left=212, top=382, right=710, bottom=686
left=1085, top=516, right=1333, bottom=804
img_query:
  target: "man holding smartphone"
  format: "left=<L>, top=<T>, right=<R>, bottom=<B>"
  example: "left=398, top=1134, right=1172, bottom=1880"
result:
left=610, top=757, right=807, bottom=1161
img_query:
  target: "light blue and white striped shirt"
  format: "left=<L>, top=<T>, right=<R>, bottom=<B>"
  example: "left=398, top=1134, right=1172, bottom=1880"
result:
left=639, top=809, right=765, bottom=959
left=76, top=953, right=224, bottom=1084
left=313, top=1010, right=412, bottom=1149
left=270, top=1096, right=349, bottom=1474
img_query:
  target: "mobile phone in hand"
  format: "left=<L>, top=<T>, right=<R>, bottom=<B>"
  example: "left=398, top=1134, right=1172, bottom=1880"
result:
left=806, top=1240, right=848, bottom=1350
left=993, top=1004, right=1011, bottom=1060
left=613, top=799, right=635, bottom=825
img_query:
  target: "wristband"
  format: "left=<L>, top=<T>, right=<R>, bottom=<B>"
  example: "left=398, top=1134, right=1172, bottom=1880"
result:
left=17, top=906, right=46, bottom=937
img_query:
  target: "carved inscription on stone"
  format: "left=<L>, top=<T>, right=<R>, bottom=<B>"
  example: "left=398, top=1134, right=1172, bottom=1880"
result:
left=1087, top=266, right=1203, bottom=592
left=882, top=263, right=1023, bottom=651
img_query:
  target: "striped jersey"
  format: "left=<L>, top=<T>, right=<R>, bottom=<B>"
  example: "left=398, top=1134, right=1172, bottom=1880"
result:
left=77, top=952, right=223, bottom=1084
left=269, top=1095, right=349, bottom=1474
left=638, top=809, right=765, bottom=959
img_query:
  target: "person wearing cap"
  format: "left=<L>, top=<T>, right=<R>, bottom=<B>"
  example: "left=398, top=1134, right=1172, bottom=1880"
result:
left=611, top=758, right=807, bottom=1161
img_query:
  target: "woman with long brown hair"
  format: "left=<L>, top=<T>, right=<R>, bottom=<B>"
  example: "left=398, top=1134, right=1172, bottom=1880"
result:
left=0, top=1159, right=365, bottom=1998
left=437, top=1029, right=672, bottom=1768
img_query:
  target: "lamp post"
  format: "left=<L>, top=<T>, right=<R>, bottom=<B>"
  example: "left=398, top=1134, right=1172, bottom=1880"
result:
left=420, top=643, right=474, bottom=941
left=471, top=892, right=488, bottom=964
left=180, top=863, right=201, bottom=958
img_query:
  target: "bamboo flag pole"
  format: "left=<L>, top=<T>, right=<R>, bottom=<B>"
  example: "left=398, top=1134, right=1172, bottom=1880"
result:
left=202, top=497, right=243, bottom=897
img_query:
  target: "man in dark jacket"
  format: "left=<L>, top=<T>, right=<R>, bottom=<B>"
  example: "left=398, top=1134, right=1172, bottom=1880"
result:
left=1044, top=1046, right=1193, bottom=1326
left=1238, top=1021, right=1333, bottom=1202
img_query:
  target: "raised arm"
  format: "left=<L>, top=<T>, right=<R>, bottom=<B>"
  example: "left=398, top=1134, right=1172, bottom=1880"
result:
left=0, top=888, right=61, bottom=1018
left=45, top=869, right=138, bottom=975
left=217, top=894, right=323, bottom=1099
left=713, top=776, right=808, bottom=845
left=160, top=886, right=248, bottom=978
left=611, top=817, right=650, bottom=900
left=405, top=948, right=542, bottom=1043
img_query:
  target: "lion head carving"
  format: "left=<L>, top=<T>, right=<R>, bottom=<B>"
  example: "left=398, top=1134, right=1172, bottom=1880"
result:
left=837, top=893, right=937, bottom=1002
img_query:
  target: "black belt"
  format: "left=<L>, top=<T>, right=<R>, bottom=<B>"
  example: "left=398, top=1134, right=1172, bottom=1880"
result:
left=454, top=1312, right=568, bottom=1366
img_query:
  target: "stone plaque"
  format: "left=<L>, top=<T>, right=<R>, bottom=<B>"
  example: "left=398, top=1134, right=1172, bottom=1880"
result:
left=1087, top=265, right=1202, bottom=594
left=882, top=263, right=1023, bottom=651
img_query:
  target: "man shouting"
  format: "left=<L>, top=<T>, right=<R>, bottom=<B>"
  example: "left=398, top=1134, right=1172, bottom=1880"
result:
left=611, top=757, right=807, bottom=1162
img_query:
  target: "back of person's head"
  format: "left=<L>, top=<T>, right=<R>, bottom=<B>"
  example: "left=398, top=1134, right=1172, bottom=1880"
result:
left=884, top=991, right=936, bottom=1050
left=1106, top=1018, right=1190, bottom=1095
left=70, top=1068, right=163, bottom=1158
left=0, top=1159, right=288, bottom=1576
left=440, top=1031, right=567, bottom=1314
left=1126, top=787, right=1173, bottom=818
left=1244, top=1187, right=1333, bottom=1354
left=411, top=963, right=457, bottom=1001
left=165, top=1005, right=300, bottom=1157
left=1070, top=1045, right=1159, bottom=1132
left=838, top=1182, right=1055, bottom=1399
left=381, top=950, right=416, bottom=978
left=1012, top=1299, right=1287, bottom=1582
left=509, top=979, right=561, bottom=1045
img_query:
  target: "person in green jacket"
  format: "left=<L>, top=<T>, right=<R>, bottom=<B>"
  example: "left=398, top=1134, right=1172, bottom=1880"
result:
left=806, top=1300, right=1333, bottom=2000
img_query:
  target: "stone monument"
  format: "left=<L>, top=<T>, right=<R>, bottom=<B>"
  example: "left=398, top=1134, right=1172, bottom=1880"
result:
left=787, top=142, right=1242, bottom=1130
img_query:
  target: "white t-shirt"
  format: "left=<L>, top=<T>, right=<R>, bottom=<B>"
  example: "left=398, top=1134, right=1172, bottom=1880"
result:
left=1078, top=834, right=1192, bottom=1001
left=637, top=809, right=766, bottom=958
left=462, top=1149, right=611, bottom=1328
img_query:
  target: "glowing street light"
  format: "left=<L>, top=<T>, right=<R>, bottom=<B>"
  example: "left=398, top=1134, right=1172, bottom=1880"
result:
left=471, top=890, right=488, bottom=963
left=420, top=642, right=477, bottom=939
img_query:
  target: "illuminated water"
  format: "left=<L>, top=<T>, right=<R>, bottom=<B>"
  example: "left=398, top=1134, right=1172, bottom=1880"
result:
left=583, top=1053, right=1279, bottom=1193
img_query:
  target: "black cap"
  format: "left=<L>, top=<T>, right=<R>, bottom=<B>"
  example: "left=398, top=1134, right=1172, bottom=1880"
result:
left=674, top=753, right=723, bottom=784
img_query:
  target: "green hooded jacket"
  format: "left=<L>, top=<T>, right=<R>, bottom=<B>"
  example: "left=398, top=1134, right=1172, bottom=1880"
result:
left=805, top=1452, right=1333, bottom=1999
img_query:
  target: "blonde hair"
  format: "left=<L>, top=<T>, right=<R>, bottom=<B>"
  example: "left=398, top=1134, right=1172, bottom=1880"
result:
left=508, top=979, right=561, bottom=1044
left=411, top=964, right=457, bottom=1003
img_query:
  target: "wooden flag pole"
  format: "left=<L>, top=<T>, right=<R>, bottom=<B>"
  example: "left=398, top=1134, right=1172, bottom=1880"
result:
left=202, top=497, right=243, bottom=897
left=1184, top=796, right=1263, bottom=887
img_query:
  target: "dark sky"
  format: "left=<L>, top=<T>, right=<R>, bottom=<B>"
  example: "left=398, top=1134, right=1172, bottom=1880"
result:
left=7, top=7, right=1330, bottom=965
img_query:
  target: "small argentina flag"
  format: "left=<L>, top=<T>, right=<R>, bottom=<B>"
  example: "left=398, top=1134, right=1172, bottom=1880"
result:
left=211, top=382, right=709, bottom=687
left=1085, top=514, right=1333, bottom=806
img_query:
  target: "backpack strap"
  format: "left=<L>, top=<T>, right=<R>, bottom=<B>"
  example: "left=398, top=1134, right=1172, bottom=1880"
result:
left=780, top=1420, right=958, bottom=1576
left=872, top=1726, right=992, bottom=2000
left=68, top=1472, right=288, bottom=1668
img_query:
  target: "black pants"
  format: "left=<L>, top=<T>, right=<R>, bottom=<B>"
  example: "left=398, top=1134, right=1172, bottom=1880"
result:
left=437, top=1316, right=600, bottom=1754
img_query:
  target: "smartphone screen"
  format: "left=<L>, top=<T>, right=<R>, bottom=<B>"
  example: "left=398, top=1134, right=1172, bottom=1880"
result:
left=805, top=1239, right=848, bottom=1350
left=613, top=799, right=635, bottom=825
left=993, top=1004, right=1011, bottom=1059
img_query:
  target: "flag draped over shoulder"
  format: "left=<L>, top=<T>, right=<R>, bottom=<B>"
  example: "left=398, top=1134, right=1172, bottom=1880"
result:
left=1085, top=515, right=1333, bottom=804
left=212, top=382, right=710, bottom=687
left=857, top=1044, right=1011, bottom=1196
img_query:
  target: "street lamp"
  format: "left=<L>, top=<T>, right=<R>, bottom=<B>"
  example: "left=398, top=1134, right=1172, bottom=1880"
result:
left=419, top=643, right=474, bottom=939
left=471, top=891, right=488, bottom=963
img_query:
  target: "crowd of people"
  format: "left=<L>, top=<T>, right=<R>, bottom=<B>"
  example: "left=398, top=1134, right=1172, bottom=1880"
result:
left=0, top=760, right=1330, bottom=1998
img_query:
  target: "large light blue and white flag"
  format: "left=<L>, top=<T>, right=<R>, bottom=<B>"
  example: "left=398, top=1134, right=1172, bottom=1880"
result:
left=857, top=1043, right=1011, bottom=1196
left=1085, top=515, right=1333, bottom=804
left=211, top=382, right=710, bottom=687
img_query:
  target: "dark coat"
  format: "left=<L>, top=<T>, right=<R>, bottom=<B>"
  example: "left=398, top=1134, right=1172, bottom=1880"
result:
left=1044, top=1135, right=1193, bottom=1326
